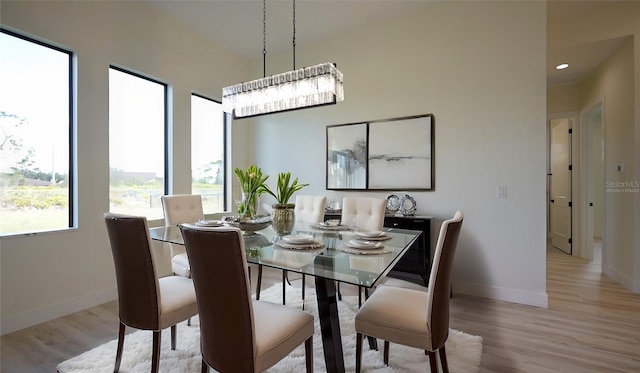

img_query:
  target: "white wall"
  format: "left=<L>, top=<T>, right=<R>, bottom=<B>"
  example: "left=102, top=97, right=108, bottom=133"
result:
left=582, top=38, right=636, bottom=288
left=0, top=0, right=250, bottom=334
left=251, top=1, right=549, bottom=307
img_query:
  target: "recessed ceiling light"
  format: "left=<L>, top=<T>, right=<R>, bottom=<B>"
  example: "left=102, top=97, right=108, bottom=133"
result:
left=556, top=63, right=569, bottom=70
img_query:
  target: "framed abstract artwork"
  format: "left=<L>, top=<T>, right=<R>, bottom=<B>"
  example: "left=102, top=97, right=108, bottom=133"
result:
left=326, top=122, right=367, bottom=190
left=368, top=114, right=433, bottom=190
left=325, top=114, right=434, bottom=191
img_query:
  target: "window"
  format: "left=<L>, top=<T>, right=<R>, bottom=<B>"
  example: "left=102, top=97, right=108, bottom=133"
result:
left=109, top=67, right=166, bottom=219
left=191, top=94, right=227, bottom=214
left=0, top=29, right=74, bottom=236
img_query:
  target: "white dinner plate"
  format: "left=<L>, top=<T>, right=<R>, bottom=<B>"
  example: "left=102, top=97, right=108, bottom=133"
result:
left=282, top=234, right=315, bottom=244
left=347, top=239, right=384, bottom=250
left=320, top=220, right=341, bottom=227
left=355, top=230, right=384, bottom=238
left=195, top=220, right=224, bottom=227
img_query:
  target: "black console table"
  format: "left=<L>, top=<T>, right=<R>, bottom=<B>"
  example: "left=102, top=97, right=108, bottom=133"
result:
left=324, top=213, right=431, bottom=286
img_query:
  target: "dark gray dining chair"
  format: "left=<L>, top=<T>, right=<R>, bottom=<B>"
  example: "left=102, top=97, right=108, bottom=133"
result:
left=179, top=224, right=314, bottom=373
left=104, top=213, right=198, bottom=373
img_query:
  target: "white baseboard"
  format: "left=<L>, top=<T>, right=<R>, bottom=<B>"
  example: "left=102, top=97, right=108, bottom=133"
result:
left=454, top=281, right=548, bottom=308
left=603, top=264, right=635, bottom=292
left=1, top=287, right=117, bottom=336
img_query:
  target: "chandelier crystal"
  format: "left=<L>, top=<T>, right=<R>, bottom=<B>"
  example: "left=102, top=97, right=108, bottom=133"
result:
left=222, top=62, right=344, bottom=119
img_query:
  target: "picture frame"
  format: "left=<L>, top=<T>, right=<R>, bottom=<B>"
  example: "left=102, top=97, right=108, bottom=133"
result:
left=368, top=114, right=433, bottom=190
left=326, top=122, right=367, bottom=190
left=325, top=114, right=434, bottom=191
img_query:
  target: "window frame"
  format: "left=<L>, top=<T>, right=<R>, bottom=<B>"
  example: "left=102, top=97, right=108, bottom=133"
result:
left=190, top=92, right=228, bottom=213
left=0, top=27, right=76, bottom=236
left=108, top=65, right=169, bottom=218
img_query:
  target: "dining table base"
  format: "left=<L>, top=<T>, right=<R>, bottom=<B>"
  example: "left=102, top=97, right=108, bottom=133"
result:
left=315, top=277, right=345, bottom=373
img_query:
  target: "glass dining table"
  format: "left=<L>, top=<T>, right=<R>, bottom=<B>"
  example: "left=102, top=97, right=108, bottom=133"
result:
left=149, top=222, right=421, bottom=373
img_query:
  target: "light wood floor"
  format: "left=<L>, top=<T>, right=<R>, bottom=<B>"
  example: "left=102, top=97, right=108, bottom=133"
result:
left=2, top=245, right=639, bottom=372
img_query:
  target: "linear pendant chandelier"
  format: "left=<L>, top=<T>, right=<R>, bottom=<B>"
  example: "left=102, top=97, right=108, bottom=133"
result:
left=222, top=0, right=344, bottom=119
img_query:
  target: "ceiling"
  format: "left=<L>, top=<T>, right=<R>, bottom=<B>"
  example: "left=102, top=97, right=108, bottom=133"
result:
left=144, top=0, right=627, bottom=86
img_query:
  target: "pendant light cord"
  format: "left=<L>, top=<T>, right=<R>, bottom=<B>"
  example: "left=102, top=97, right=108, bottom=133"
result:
left=263, top=0, right=267, bottom=77
left=263, top=0, right=297, bottom=75
left=292, top=0, right=296, bottom=69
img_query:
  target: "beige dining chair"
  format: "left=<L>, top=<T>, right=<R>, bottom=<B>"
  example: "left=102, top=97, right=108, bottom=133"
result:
left=179, top=224, right=314, bottom=373
left=294, top=195, right=327, bottom=307
left=340, top=196, right=386, bottom=303
left=256, top=195, right=326, bottom=308
left=341, top=196, right=386, bottom=232
left=354, top=211, right=464, bottom=373
left=104, top=213, right=198, bottom=373
left=160, top=194, right=204, bottom=278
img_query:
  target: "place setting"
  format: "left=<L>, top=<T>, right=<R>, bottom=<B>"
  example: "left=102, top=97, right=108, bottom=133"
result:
left=338, top=238, right=393, bottom=255
left=351, top=229, right=392, bottom=241
left=275, top=234, right=325, bottom=250
left=194, top=219, right=225, bottom=227
left=309, top=219, right=351, bottom=231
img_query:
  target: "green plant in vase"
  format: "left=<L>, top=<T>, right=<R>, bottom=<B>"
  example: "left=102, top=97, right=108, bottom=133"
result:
left=234, top=165, right=269, bottom=220
left=260, top=172, right=309, bottom=235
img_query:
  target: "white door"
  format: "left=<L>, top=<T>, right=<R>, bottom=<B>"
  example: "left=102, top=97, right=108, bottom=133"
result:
left=549, top=118, right=572, bottom=254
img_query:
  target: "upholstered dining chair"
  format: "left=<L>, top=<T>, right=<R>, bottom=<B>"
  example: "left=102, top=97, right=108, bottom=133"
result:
left=295, top=195, right=327, bottom=224
left=104, top=213, right=198, bottom=373
left=339, top=196, right=386, bottom=303
left=341, top=196, right=386, bottom=232
left=160, top=194, right=204, bottom=279
left=354, top=211, right=464, bottom=373
left=179, top=224, right=314, bottom=373
left=255, top=195, right=326, bottom=307
left=294, top=195, right=326, bottom=307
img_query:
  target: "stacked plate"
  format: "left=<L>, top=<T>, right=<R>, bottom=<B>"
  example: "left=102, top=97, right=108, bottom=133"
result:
left=346, top=239, right=384, bottom=250
left=195, top=220, right=224, bottom=227
left=278, top=234, right=324, bottom=250
left=282, top=234, right=316, bottom=245
left=354, top=230, right=390, bottom=241
left=312, top=220, right=349, bottom=231
left=354, top=230, right=384, bottom=238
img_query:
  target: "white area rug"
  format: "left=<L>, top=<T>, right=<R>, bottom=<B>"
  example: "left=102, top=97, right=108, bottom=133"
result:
left=57, top=285, right=482, bottom=372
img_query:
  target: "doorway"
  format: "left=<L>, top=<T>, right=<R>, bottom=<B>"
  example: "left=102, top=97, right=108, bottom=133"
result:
left=580, top=102, right=604, bottom=261
left=548, top=116, right=573, bottom=254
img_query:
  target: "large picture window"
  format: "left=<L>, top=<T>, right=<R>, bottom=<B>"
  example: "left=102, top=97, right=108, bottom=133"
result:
left=0, top=29, right=74, bottom=236
left=191, top=94, right=227, bottom=214
left=109, top=67, right=167, bottom=219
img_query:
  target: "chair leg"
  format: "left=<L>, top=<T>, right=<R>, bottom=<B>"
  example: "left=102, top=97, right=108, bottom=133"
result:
left=256, top=265, right=263, bottom=300
left=187, top=317, right=191, bottom=326
left=201, top=358, right=209, bottom=373
left=171, top=324, right=177, bottom=350
left=428, top=350, right=438, bottom=373
left=439, top=346, right=449, bottom=373
left=305, top=336, right=313, bottom=373
left=113, top=322, right=126, bottom=372
left=282, top=270, right=287, bottom=305
left=383, top=340, right=390, bottom=365
left=302, top=274, right=306, bottom=310
left=151, top=331, right=161, bottom=373
left=355, top=333, right=363, bottom=373
left=336, top=281, right=342, bottom=300
left=358, top=287, right=362, bottom=307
